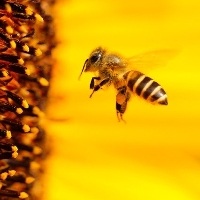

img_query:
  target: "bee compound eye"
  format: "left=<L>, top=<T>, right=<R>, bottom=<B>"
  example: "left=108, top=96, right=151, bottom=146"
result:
left=90, top=54, right=100, bottom=63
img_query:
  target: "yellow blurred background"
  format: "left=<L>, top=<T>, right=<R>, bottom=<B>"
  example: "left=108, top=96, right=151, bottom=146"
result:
left=43, top=0, right=200, bottom=199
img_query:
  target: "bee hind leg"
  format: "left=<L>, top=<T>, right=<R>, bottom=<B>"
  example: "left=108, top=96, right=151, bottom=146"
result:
left=116, top=102, right=127, bottom=122
left=116, top=87, right=130, bottom=122
left=116, top=110, right=125, bottom=122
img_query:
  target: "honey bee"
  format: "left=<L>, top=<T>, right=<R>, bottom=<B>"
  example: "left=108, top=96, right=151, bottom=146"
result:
left=79, top=47, right=171, bottom=121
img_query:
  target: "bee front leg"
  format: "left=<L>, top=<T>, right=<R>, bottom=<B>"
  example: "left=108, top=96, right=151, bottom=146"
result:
left=90, top=77, right=100, bottom=89
left=116, top=87, right=130, bottom=122
left=90, top=78, right=110, bottom=98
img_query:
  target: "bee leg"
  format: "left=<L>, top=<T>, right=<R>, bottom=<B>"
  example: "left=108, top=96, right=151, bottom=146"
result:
left=90, top=77, right=100, bottom=89
left=116, top=87, right=130, bottom=122
left=89, top=86, right=99, bottom=98
left=90, top=78, right=110, bottom=98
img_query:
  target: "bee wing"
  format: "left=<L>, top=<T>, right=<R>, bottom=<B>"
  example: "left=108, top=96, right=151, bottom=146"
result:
left=127, top=49, right=178, bottom=72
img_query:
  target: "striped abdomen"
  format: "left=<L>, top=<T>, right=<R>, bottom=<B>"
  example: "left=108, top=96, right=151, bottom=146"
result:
left=124, top=71, right=168, bottom=105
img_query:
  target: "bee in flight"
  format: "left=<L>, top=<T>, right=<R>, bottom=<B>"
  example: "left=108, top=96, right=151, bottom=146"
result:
left=79, top=47, right=170, bottom=121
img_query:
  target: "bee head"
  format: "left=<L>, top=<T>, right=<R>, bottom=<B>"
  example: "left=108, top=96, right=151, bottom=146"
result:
left=79, top=47, right=105, bottom=79
left=86, top=47, right=105, bottom=71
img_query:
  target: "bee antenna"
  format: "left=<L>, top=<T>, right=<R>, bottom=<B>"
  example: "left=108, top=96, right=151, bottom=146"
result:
left=78, top=59, right=88, bottom=80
